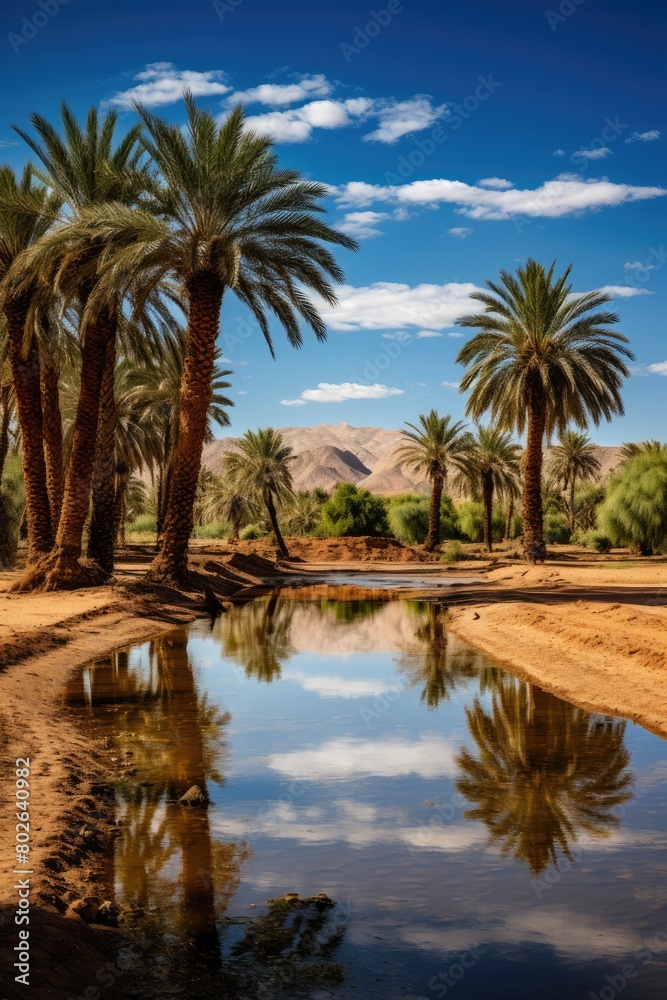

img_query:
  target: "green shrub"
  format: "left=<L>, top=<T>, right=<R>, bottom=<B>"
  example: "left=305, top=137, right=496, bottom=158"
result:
left=388, top=495, right=460, bottom=545
left=240, top=523, right=265, bottom=540
left=441, top=540, right=465, bottom=564
left=456, top=501, right=505, bottom=542
left=127, top=514, right=157, bottom=534
left=318, top=483, right=389, bottom=537
left=598, top=452, right=667, bottom=555
left=544, top=510, right=571, bottom=544
left=194, top=520, right=230, bottom=539
left=0, top=454, right=25, bottom=569
left=581, top=530, right=613, bottom=553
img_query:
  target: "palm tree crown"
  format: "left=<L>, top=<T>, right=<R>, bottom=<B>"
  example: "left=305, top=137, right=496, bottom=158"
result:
left=225, top=428, right=295, bottom=558
left=456, top=260, right=633, bottom=561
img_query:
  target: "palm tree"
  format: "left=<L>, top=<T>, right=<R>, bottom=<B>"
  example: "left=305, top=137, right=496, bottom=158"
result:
left=456, top=260, right=633, bottom=563
left=225, top=428, right=295, bottom=558
left=0, top=165, right=60, bottom=559
left=396, top=410, right=468, bottom=551
left=620, top=439, right=666, bottom=460
left=548, top=430, right=601, bottom=533
left=10, top=104, right=149, bottom=587
left=199, top=476, right=258, bottom=541
left=70, top=97, right=357, bottom=585
left=456, top=677, right=633, bottom=875
left=453, top=425, right=521, bottom=552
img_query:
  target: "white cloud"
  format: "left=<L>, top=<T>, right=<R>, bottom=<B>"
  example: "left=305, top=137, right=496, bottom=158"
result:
left=334, top=174, right=666, bottom=221
left=338, top=211, right=389, bottom=239
left=281, top=382, right=404, bottom=406
left=477, top=177, right=513, bottom=189
left=448, top=331, right=464, bottom=338
left=647, top=361, right=667, bottom=375
left=416, top=330, right=443, bottom=338
left=625, top=129, right=660, bottom=143
left=105, top=62, right=231, bottom=108
left=624, top=260, right=656, bottom=271
left=594, top=285, right=654, bottom=298
left=573, top=146, right=612, bottom=160
left=316, top=281, right=482, bottom=332
left=552, top=148, right=566, bottom=156
left=441, top=380, right=461, bottom=388
left=227, top=74, right=331, bottom=106
left=448, top=227, right=472, bottom=238
left=382, top=331, right=413, bottom=342
left=237, top=390, right=247, bottom=395
left=268, top=734, right=458, bottom=780
left=243, top=94, right=445, bottom=144
left=362, top=96, right=447, bottom=143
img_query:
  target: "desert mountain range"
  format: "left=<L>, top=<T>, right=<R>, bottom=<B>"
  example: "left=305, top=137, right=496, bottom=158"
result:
left=201, top=424, right=625, bottom=496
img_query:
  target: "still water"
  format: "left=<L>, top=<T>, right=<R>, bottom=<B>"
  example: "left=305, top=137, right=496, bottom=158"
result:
left=65, top=593, right=667, bottom=999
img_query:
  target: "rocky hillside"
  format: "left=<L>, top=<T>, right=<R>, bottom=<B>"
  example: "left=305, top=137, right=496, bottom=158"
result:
left=201, top=424, right=625, bottom=496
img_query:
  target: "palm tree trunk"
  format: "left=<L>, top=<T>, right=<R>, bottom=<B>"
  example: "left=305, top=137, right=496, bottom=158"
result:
left=505, top=497, right=515, bottom=542
left=4, top=295, right=53, bottom=560
left=569, top=474, right=576, bottom=535
left=113, top=466, right=129, bottom=548
left=424, top=472, right=443, bottom=551
left=147, top=273, right=224, bottom=585
left=39, top=359, right=65, bottom=533
left=482, top=471, right=494, bottom=553
left=87, top=336, right=117, bottom=574
left=0, top=393, right=15, bottom=569
left=265, top=488, right=289, bottom=559
left=0, top=391, right=10, bottom=480
left=17, top=306, right=117, bottom=590
left=522, top=397, right=547, bottom=563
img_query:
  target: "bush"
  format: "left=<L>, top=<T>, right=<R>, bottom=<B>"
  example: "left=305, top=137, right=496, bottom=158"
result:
left=240, top=523, right=265, bottom=540
left=544, top=510, right=571, bottom=544
left=387, top=494, right=460, bottom=546
left=127, top=514, right=157, bottom=534
left=457, top=501, right=505, bottom=542
left=194, top=520, right=230, bottom=539
left=581, top=530, right=613, bottom=553
left=441, top=540, right=465, bottom=564
left=598, top=451, right=667, bottom=555
left=0, top=454, right=25, bottom=569
left=318, top=483, right=389, bottom=537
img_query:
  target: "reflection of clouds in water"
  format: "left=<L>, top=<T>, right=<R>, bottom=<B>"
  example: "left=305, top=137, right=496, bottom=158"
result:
left=278, top=601, right=428, bottom=656
left=393, top=908, right=642, bottom=960
left=267, top=734, right=459, bottom=780
left=211, top=799, right=486, bottom=852
left=282, top=668, right=399, bottom=699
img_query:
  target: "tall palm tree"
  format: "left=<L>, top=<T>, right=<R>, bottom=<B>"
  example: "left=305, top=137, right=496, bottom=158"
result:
left=548, top=430, right=601, bottom=533
left=456, top=260, right=633, bottom=563
left=10, top=104, right=149, bottom=588
left=0, top=165, right=60, bottom=559
left=396, top=410, right=468, bottom=551
left=71, top=97, right=356, bottom=585
left=225, top=428, right=295, bottom=558
left=453, top=425, right=521, bottom=552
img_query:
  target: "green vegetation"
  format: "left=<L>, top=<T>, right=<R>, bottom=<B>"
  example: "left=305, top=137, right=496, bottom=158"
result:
left=597, top=451, right=667, bottom=555
left=318, top=483, right=388, bottom=538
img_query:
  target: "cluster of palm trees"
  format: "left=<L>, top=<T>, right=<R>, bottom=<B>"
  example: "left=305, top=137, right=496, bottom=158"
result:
left=0, top=95, right=356, bottom=588
left=396, top=262, right=633, bottom=559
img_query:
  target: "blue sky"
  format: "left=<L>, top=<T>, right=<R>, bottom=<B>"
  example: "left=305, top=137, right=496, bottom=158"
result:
left=1, top=0, right=665, bottom=442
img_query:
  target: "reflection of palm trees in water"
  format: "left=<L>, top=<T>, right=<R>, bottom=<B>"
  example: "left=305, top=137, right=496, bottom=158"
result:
left=215, top=589, right=297, bottom=682
left=67, top=631, right=246, bottom=970
left=398, top=603, right=498, bottom=708
left=456, top=677, right=633, bottom=874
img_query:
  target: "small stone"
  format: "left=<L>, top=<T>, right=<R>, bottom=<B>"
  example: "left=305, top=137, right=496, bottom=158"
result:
left=96, top=901, right=120, bottom=926
left=178, top=785, right=208, bottom=807
left=69, top=897, right=100, bottom=922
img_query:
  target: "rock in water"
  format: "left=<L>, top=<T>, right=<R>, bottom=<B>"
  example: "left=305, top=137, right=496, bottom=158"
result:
left=178, top=785, right=209, bottom=807
left=69, top=897, right=100, bottom=922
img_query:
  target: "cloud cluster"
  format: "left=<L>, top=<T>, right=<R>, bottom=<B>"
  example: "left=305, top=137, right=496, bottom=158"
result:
left=334, top=174, right=666, bottom=220
left=316, top=281, right=482, bottom=332
left=281, top=381, right=404, bottom=406
left=625, top=129, right=660, bottom=143
left=105, top=62, right=231, bottom=108
left=228, top=73, right=331, bottom=106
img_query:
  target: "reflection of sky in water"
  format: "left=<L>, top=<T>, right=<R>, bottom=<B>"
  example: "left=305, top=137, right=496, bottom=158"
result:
left=76, top=598, right=667, bottom=999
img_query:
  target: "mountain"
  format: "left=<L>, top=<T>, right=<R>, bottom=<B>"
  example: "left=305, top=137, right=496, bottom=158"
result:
left=201, top=424, right=625, bottom=496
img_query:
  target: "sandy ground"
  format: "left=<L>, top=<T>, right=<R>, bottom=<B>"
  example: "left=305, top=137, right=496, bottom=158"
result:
left=0, top=541, right=665, bottom=996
